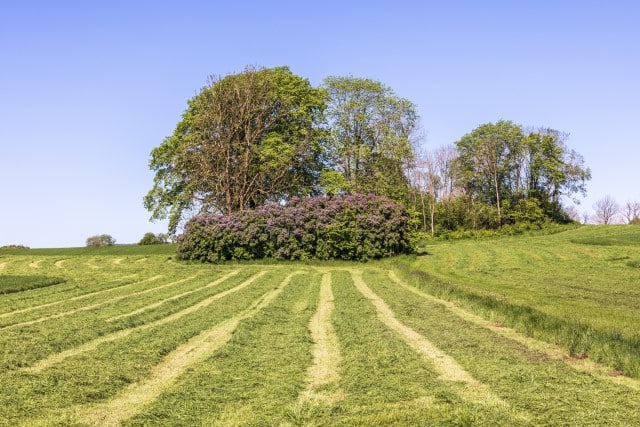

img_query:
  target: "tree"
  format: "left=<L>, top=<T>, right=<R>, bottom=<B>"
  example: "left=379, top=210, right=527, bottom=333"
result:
left=622, top=200, right=640, bottom=224
left=522, top=128, right=591, bottom=219
left=593, top=195, right=620, bottom=224
left=454, top=120, right=525, bottom=226
left=138, top=232, right=168, bottom=245
left=581, top=211, right=591, bottom=225
left=454, top=122, right=591, bottom=227
left=563, top=204, right=581, bottom=222
left=322, top=76, right=418, bottom=201
left=144, top=66, right=327, bottom=233
left=411, top=145, right=457, bottom=235
left=86, top=234, right=115, bottom=247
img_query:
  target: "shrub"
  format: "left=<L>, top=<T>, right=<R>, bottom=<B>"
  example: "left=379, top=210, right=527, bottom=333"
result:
left=0, top=244, right=29, bottom=249
left=86, top=234, right=115, bottom=247
left=138, top=232, right=168, bottom=245
left=177, top=194, right=414, bottom=262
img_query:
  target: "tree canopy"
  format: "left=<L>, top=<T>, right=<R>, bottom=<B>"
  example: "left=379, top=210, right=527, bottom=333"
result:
left=144, top=66, right=327, bottom=233
left=322, top=76, right=418, bottom=201
left=452, top=121, right=591, bottom=226
left=145, top=66, right=592, bottom=238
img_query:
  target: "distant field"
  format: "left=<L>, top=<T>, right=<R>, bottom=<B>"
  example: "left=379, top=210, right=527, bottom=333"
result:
left=0, top=231, right=639, bottom=425
left=0, top=243, right=177, bottom=257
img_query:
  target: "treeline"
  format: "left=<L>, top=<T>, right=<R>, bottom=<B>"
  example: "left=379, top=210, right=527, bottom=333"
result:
left=145, top=66, right=591, bottom=241
left=410, top=121, right=591, bottom=236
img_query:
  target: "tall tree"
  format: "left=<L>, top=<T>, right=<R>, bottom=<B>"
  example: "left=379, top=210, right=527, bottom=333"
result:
left=454, top=120, right=524, bottom=226
left=322, top=76, right=418, bottom=201
left=144, top=66, right=327, bottom=233
left=524, top=128, right=590, bottom=214
left=411, top=145, right=457, bottom=234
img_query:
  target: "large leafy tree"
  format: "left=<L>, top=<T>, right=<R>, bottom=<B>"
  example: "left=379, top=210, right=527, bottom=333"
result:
left=322, top=76, right=418, bottom=201
left=144, top=66, right=327, bottom=233
left=454, top=120, right=524, bottom=226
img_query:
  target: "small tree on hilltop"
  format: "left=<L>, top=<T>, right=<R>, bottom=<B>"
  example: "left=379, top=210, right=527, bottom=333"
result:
left=622, top=201, right=640, bottom=224
left=593, top=196, right=620, bottom=225
left=139, top=232, right=168, bottom=245
left=86, top=234, right=115, bottom=247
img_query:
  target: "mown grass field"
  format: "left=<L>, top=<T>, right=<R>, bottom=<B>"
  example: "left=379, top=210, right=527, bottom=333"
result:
left=0, top=229, right=639, bottom=426
left=394, top=225, right=640, bottom=379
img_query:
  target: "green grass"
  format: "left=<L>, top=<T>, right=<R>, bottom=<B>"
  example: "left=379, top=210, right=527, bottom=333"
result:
left=0, top=233, right=639, bottom=425
left=392, top=225, right=640, bottom=377
left=365, top=269, right=640, bottom=425
left=0, top=275, right=66, bottom=294
left=0, top=243, right=177, bottom=257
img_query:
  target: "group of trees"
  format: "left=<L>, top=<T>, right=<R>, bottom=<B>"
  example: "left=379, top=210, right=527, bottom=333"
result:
left=85, top=233, right=169, bottom=247
left=144, top=66, right=419, bottom=234
left=86, top=234, right=115, bottom=247
left=592, top=197, right=640, bottom=225
left=410, top=121, right=592, bottom=235
left=145, top=66, right=592, bottom=239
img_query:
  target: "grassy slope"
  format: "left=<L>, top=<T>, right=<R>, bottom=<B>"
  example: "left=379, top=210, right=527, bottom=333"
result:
left=0, top=231, right=639, bottom=425
left=391, top=225, right=640, bottom=377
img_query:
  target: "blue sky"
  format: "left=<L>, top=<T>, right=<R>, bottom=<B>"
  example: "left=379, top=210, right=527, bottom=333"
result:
left=1, top=1, right=638, bottom=247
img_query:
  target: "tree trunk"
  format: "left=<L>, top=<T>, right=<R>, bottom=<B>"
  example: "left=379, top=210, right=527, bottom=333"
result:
left=493, top=171, right=502, bottom=227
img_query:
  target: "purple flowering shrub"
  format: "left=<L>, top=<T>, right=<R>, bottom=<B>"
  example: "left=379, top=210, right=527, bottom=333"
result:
left=177, top=194, right=414, bottom=262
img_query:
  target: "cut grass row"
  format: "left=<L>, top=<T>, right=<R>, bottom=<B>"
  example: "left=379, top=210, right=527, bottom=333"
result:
left=1, top=267, right=290, bottom=425
left=366, top=269, right=640, bottom=425
left=1, top=245, right=639, bottom=425
left=0, top=275, right=66, bottom=294
left=0, top=269, right=264, bottom=371
left=396, top=225, right=640, bottom=378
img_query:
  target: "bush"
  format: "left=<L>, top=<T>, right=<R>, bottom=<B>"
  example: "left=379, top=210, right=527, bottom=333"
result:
left=177, top=194, right=414, bottom=262
left=1, top=244, right=29, bottom=249
left=86, top=234, right=115, bottom=247
left=138, top=232, right=168, bottom=245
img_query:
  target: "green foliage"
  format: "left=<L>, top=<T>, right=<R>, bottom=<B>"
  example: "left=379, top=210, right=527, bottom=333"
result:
left=144, top=66, right=327, bottom=233
left=452, top=121, right=590, bottom=227
left=85, top=234, right=115, bottom=247
left=323, top=76, right=418, bottom=202
left=393, top=225, right=640, bottom=377
left=319, top=170, right=349, bottom=196
left=1, top=241, right=640, bottom=424
left=177, top=194, right=414, bottom=262
left=504, top=197, right=547, bottom=224
left=138, top=232, right=168, bottom=246
left=0, top=275, right=65, bottom=294
left=409, top=122, right=590, bottom=235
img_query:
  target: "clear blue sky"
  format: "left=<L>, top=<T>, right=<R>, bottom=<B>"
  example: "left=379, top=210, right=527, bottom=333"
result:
left=1, top=1, right=638, bottom=247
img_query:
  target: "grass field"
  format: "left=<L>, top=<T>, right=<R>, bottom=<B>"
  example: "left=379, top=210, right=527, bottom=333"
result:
left=391, top=225, right=640, bottom=379
left=0, top=229, right=639, bottom=425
